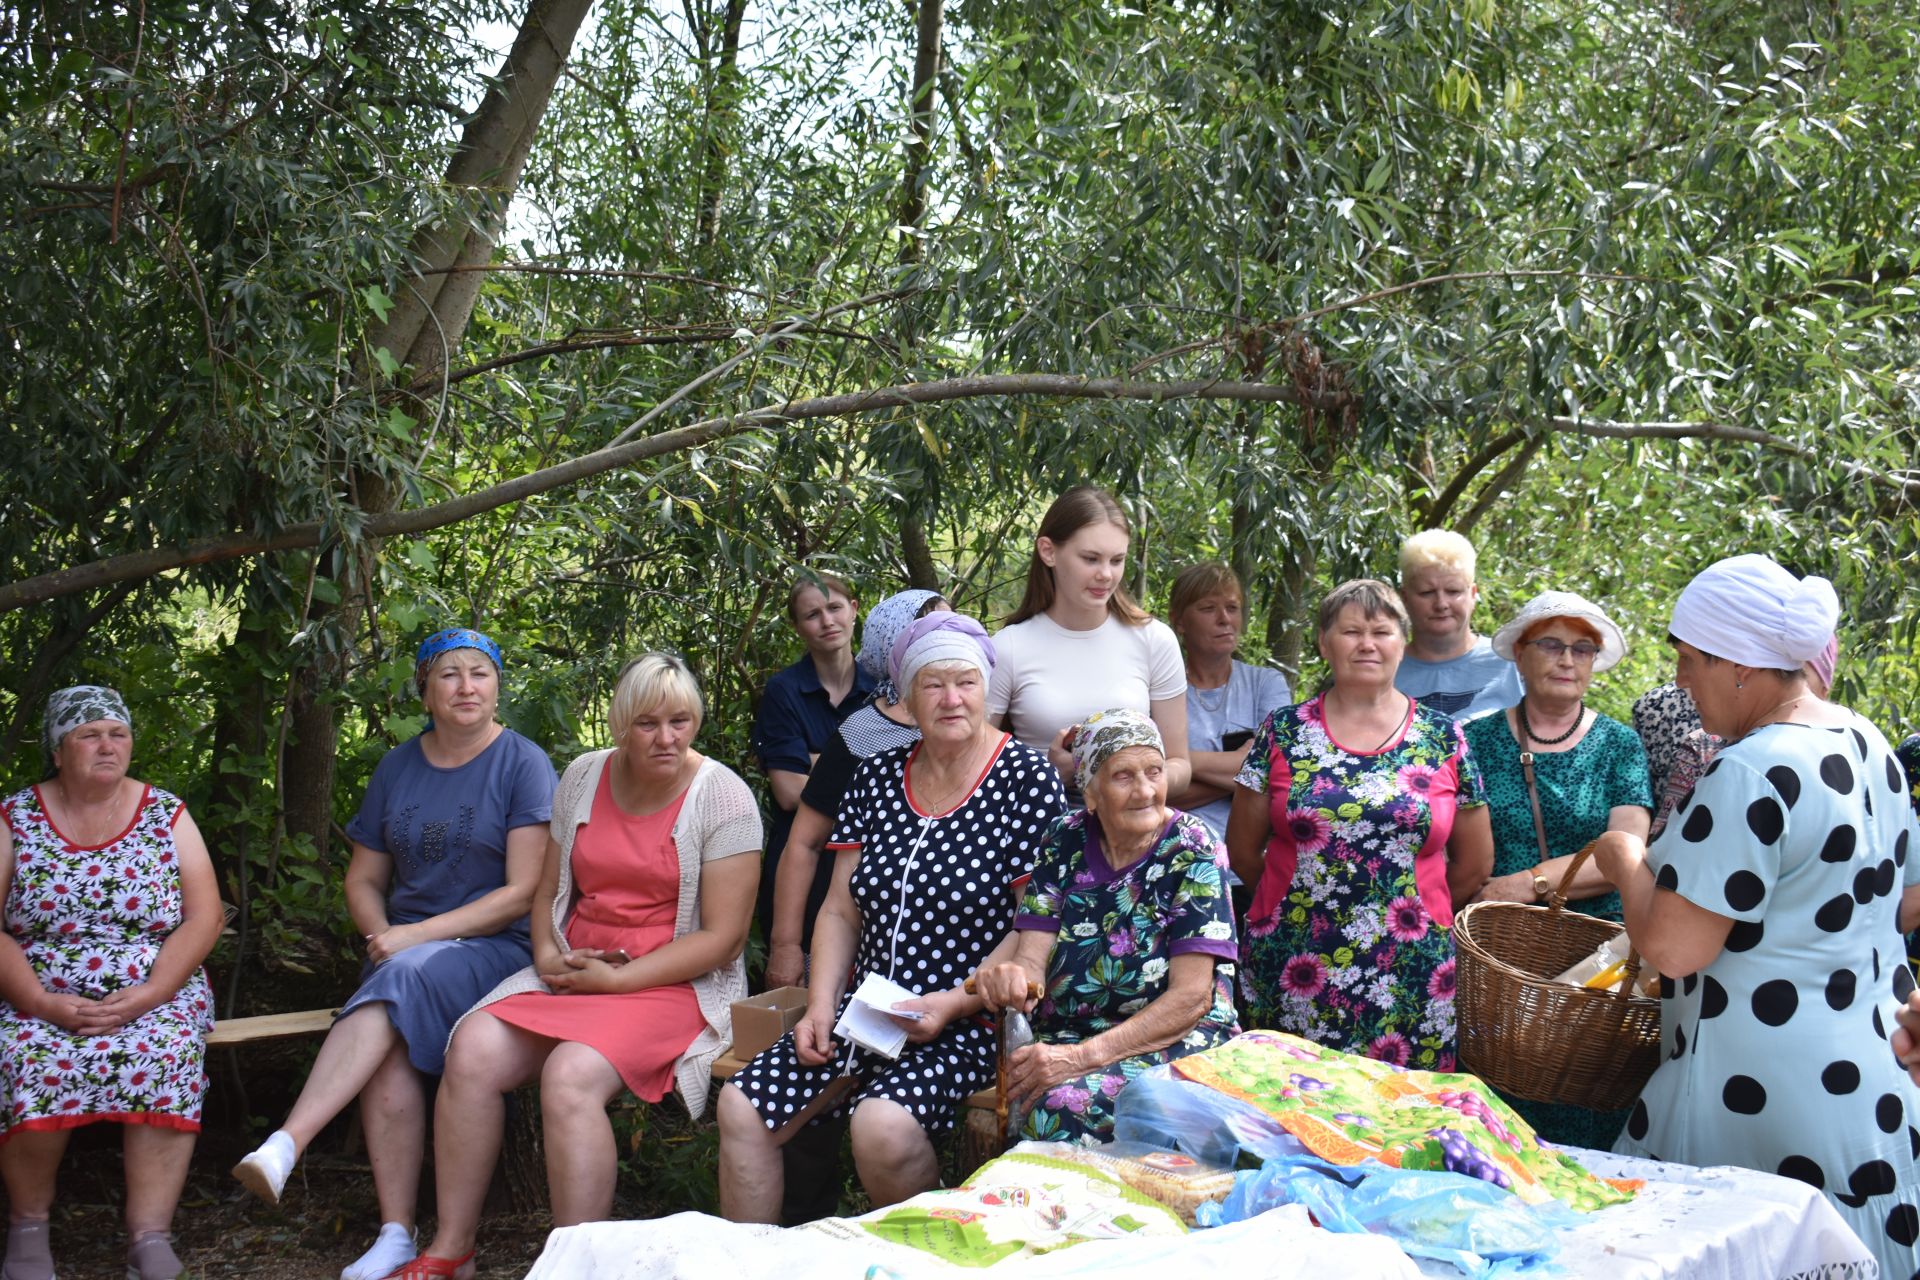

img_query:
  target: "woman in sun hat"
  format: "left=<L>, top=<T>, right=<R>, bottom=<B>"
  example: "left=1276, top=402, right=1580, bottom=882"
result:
left=1464, top=591, right=1652, bottom=918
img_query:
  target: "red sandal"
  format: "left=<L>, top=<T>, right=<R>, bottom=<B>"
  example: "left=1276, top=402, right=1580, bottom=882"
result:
left=381, top=1253, right=474, bottom=1280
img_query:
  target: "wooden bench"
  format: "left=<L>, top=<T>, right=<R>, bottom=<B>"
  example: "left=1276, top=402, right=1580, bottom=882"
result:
left=207, top=1007, right=339, bottom=1048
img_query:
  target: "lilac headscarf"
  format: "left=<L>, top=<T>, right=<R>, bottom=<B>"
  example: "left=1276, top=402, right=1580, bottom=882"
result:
left=889, top=612, right=996, bottom=694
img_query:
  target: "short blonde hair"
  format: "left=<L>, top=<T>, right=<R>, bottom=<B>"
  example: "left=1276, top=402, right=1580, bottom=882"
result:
left=1317, top=579, right=1411, bottom=638
left=1399, top=529, right=1478, bottom=581
left=608, top=652, right=704, bottom=739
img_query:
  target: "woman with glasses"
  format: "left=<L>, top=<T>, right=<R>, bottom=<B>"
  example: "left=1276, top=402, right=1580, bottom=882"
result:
left=1463, top=592, right=1652, bottom=919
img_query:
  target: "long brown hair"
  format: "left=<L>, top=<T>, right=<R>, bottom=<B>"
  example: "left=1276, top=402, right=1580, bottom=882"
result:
left=1004, top=486, right=1151, bottom=626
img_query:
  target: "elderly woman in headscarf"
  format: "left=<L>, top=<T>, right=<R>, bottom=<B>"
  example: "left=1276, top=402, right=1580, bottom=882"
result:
left=973, top=708, right=1239, bottom=1146
left=1592, top=555, right=1920, bottom=1279
left=2, top=687, right=222, bottom=1280
left=763, top=588, right=951, bottom=990
left=718, top=612, right=1066, bottom=1220
left=234, top=628, right=556, bottom=1280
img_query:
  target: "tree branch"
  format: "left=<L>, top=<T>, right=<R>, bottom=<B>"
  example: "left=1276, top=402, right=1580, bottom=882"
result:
left=1422, top=428, right=1529, bottom=527
left=1129, top=270, right=1661, bottom=374
left=7, top=393, right=1912, bottom=615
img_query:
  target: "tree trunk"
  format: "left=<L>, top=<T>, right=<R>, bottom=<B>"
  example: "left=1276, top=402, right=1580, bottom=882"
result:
left=279, top=0, right=597, bottom=858
left=695, top=0, right=749, bottom=252
left=891, top=0, right=945, bottom=582
left=1266, top=521, right=1315, bottom=685
left=376, top=0, right=599, bottom=387
left=900, top=514, right=939, bottom=590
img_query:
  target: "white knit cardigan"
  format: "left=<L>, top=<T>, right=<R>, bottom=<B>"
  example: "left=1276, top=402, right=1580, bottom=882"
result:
left=458, top=748, right=763, bottom=1119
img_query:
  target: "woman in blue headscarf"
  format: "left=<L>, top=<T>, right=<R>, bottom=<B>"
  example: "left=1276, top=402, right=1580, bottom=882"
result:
left=233, top=629, right=557, bottom=1280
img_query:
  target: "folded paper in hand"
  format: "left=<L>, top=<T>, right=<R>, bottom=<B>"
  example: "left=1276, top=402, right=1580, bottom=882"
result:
left=833, top=973, right=925, bottom=1059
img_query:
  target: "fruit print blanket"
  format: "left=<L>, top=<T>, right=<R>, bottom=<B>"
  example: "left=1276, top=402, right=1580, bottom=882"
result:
left=1170, top=1031, right=1637, bottom=1213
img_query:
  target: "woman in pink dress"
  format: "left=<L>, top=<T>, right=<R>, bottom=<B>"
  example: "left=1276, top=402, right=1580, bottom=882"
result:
left=393, top=653, right=762, bottom=1280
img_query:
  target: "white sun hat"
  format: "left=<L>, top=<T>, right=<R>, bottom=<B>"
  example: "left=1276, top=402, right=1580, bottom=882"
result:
left=1490, top=590, right=1628, bottom=672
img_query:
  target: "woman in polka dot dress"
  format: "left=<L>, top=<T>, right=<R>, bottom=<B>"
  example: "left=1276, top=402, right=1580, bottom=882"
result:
left=717, top=613, right=1066, bottom=1219
left=1597, top=555, right=1920, bottom=1280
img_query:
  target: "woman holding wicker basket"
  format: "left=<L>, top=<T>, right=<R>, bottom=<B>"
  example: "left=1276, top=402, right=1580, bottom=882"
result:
left=1594, top=554, right=1920, bottom=1280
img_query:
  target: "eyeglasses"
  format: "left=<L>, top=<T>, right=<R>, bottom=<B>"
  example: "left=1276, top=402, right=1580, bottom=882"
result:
left=1526, top=638, right=1601, bottom=662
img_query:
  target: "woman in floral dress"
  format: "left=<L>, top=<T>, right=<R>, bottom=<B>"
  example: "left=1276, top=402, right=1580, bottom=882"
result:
left=0, top=686, right=222, bottom=1280
left=974, top=709, right=1239, bottom=1145
left=1226, top=580, right=1492, bottom=1072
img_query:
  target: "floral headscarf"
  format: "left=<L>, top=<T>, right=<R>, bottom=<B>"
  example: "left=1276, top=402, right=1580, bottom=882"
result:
left=44, top=685, right=132, bottom=759
left=1069, top=707, right=1164, bottom=793
left=858, top=589, right=941, bottom=704
left=414, top=627, right=504, bottom=695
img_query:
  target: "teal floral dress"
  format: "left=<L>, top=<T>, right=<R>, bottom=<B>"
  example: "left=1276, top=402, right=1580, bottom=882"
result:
left=1235, top=696, right=1486, bottom=1072
left=1011, top=809, right=1239, bottom=1144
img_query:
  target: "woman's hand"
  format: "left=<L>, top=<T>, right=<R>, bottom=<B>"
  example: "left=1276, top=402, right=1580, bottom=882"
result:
left=366, top=923, right=426, bottom=965
left=764, top=940, right=807, bottom=991
left=542, top=953, right=623, bottom=994
left=792, top=1008, right=839, bottom=1066
left=1047, top=725, right=1076, bottom=780
left=1471, top=871, right=1538, bottom=904
left=35, top=992, right=113, bottom=1035
left=1004, top=1042, right=1088, bottom=1109
left=1591, top=831, right=1645, bottom=887
left=972, top=963, right=1039, bottom=1014
left=890, top=989, right=970, bottom=1045
left=88, top=982, right=167, bottom=1031
left=1895, top=991, right=1920, bottom=1087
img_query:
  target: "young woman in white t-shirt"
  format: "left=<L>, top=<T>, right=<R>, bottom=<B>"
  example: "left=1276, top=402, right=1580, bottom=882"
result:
left=987, top=486, right=1190, bottom=799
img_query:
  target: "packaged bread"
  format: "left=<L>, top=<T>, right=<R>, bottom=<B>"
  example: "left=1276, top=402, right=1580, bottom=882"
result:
left=1009, top=1140, right=1236, bottom=1224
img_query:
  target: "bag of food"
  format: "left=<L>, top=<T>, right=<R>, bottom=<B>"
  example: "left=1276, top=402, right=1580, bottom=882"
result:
left=802, top=1147, right=1187, bottom=1265
left=1010, top=1141, right=1237, bottom=1224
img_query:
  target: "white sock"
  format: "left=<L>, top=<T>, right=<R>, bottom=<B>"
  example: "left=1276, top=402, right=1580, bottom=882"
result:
left=340, top=1221, right=415, bottom=1280
left=234, top=1129, right=298, bottom=1202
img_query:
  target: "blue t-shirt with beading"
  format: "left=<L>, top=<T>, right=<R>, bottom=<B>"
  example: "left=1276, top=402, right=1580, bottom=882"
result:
left=343, top=728, right=556, bottom=937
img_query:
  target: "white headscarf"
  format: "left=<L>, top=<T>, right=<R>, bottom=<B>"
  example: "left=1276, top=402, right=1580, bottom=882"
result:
left=1670, top=554, right=1839, bottom=670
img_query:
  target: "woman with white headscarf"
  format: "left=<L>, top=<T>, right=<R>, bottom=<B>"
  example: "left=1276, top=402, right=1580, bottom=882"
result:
left=1592, top=555, right=1920, bottom=1279
left=763, top=588, right=950, bottom=990
left=716, top=613, right=1066, bottom=1220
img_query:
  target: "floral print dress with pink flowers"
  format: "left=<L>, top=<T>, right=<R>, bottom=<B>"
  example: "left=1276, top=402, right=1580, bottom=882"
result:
left=1234, top=696, right=1485, bottom=1072
left=1, top=785, right=213, bottom=1138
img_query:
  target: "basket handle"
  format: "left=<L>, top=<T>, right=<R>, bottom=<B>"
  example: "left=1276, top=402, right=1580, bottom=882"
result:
left=1554, top=838, right=1648, bottom=999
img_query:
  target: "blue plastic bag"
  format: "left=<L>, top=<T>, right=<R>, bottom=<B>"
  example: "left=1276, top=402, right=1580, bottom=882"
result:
left=1197, top=1156, right=1576, bottom=1277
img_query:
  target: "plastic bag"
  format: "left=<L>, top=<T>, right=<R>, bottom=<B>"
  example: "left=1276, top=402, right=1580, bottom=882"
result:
left=1111, top=1066, right=1306, bottom=1167
left=1197, top=1156, right=1577, bottom=1277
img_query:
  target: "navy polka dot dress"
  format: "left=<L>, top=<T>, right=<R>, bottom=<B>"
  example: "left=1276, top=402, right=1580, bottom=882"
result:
left=729, top=737, right=1066, bottom=1135
left=1615, top=715, right=1920, bottom=1279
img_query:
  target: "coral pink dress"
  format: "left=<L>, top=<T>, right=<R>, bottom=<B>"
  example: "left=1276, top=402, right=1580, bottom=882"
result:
left=485, top=771, right=706, bottom=1099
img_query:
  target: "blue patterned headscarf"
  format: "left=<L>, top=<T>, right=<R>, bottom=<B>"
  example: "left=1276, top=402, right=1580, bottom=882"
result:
left=414, top=628, right=504, bottom=695
left=859, top=589, right=942, bottom=704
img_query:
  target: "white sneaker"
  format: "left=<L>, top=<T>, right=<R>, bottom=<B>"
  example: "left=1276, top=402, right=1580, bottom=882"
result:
left=339, top=1223, right=415, bottom=1280
left=231, top=1129, right=296, bottom=1205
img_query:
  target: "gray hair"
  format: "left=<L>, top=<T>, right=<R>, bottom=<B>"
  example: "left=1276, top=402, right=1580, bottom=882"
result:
left=1317, top=579, right=1411, bottom=638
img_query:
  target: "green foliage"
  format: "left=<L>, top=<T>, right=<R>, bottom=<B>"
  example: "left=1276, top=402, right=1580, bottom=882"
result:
left=2, top=0, right=1918, bottom=1018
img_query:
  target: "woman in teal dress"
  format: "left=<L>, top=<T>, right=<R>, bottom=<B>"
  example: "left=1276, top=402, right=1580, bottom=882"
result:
left=974, top=709, right=1239, bottom=1145
left=1463, top=591, right=1652, bottom=916
left=1226, top=580, right=1493, bottom=1072
left=1461, top=591, right=1651, bottom=1149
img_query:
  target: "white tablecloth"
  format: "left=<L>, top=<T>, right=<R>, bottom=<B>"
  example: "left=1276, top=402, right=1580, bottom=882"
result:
left=523, top=1148, right=1875, bottom=1279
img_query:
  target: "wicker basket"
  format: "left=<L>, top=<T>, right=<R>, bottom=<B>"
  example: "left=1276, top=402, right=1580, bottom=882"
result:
left=1454, top=843, right=1662, bottom=1112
